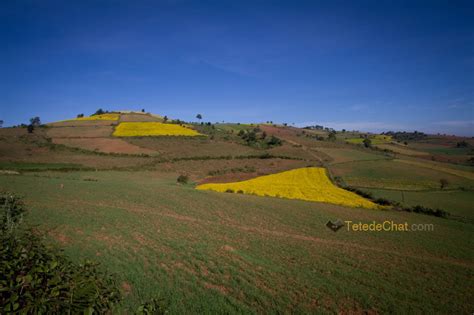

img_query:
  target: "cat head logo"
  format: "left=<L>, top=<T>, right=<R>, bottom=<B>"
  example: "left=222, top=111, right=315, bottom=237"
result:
left=326, top=219, right=344, bottom=232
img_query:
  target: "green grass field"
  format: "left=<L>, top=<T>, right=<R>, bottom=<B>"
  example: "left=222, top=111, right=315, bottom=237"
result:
left=363, top=188, right=474, bottom=221
left=1, top=171, right=473, bottom=313
left=330, top=159, right=474, bottom=190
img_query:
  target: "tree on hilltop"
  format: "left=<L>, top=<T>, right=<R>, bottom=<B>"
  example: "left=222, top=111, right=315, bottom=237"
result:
left=196, top=114, right=202, bottom=120
left=27, top=116, right=41, bottom=134
left=93, top=109, right=105, bottom=116
left=30, top=117, right=41, bottom=126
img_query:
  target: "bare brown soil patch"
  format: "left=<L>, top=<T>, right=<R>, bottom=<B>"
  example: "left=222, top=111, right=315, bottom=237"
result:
left=52, top=138, right=157, bottom=155
left=47, top=120, right=118, bottom=127
left=204, top=282, right=230, bottom=295
left=0, top=128, right=30, bottom=137
left=126, top=137, right=258, bottom=158
left=260, top=125, right=337, bottom=150
left=196, top=159, right=311, bottom=184
left=48, top=230, right=71, bottom=245
left=121, top=282, right=133, bottom=295
left=221, top=245, right=236, bottom=252
left=47, top=126, right=114, bottom=138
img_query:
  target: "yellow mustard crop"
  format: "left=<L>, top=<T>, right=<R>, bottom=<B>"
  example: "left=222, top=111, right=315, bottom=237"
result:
left=113, top=122, right=203, bottom=137
left=196, top=167, right=379, bottom=209
left=74, top=114, right=120, bottom=121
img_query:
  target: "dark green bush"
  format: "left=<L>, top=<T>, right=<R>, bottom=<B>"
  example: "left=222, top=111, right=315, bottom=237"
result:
left=373, top=198, right=393, bottom=206
left=177, top=175, right=189, bottom=184
left=343, top=186, right=373, bottom=199
left=136, top=298, right=165, bottom=314
left=0, top=193, right=121, bottom=314
left=267, top=135, right=282, bottom=146
left=407, top=205, right=449, bottom=218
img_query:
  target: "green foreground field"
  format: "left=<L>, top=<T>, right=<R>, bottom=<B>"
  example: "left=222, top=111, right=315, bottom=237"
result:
left=1, top=171, right=473, bottom=313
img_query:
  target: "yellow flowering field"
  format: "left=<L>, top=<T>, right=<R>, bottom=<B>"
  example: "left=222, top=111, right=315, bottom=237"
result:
left=346, top=134, right=392, bottom=145
left=74, top=113, right=120, bottom=121
left=197, top=167, right=379, bottom=209
left=113, top=122, right=203, bottom=137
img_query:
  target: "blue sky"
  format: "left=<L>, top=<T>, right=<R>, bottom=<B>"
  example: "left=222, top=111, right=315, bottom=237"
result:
left=1, top=0, right=473, bottom=135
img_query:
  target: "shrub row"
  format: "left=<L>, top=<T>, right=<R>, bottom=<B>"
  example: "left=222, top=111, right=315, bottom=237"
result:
left=342, top=186, right=450, bottom=218
left=208, top=165, right=256, bottom=176
left=170, top=153, right=304, bottom=162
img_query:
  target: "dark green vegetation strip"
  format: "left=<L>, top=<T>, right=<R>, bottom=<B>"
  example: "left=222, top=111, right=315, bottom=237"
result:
left=0, top=162, right=92, bottom=172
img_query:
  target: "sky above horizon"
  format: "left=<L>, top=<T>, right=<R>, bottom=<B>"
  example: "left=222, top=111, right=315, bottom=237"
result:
left=1, top=0, right=473, bottom=135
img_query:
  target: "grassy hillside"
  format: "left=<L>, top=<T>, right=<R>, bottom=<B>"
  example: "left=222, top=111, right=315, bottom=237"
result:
left=0, top=112, right=473, bottom=313
left=1, top=171, right=473, bottom=313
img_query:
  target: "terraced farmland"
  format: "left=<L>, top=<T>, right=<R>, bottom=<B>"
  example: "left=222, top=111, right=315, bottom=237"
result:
left=0, top=112, right=472, bottom=313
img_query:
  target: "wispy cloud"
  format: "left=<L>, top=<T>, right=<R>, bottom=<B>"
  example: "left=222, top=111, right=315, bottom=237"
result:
left=295, top=121, right=409, bottom=132
left=431, top=120, right=474, bottom=127
left=445, top=96, right=473, bottom=109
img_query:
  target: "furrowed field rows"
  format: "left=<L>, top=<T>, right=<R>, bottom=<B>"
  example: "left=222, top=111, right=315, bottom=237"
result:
left=1, top=171, right=472, bottom=313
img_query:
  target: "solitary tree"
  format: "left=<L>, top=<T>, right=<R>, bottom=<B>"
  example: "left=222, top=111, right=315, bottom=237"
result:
left=163, top=115, right=168, bottom=122
left=196, top=114, right=202, bottom=120
left=77, top=113, right=84, bottom=118
left=30, top=117, right=41, bottom=126
left=327, top=131, right=337, bottom=141
left=27, top=116, right=41, bottom=134
left=0, top=120, right=3, bottom=128
left=141, top=108, right=145, bottom=113
left=440, top=178, right=449, bottom=189
left=456, top=140, right=468, bottom=148
left=363, top=138, right=372, bottom=148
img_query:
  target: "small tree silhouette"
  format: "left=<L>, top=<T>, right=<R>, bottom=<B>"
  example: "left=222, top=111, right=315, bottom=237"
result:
left=440, top=179, right=449, bottom=189
left=363, top=138, right=372, bottom=148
